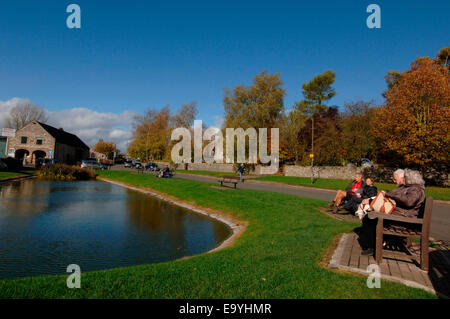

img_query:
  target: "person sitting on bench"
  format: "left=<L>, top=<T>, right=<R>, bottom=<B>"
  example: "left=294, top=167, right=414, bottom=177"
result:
left=327, top=172, right=365, bottom=213
left=359, top=169, right=425, bottom=256
left=343, top=177, right=378, bottom=214
left=158, top=164, right=172, bottom=178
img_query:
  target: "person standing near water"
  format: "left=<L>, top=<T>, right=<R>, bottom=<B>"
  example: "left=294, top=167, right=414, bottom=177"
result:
left=237, top=163, right=245, bottom=182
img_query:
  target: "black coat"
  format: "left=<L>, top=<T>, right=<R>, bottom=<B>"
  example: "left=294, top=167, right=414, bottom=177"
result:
left=344, top=185, right=378, bottom=213
left=362, top=185, right=378, bottom=199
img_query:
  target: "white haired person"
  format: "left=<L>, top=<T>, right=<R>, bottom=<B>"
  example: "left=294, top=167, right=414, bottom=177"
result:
left=359, top=169, right=425, bottom=256
left=384, top=169, right=425, bottom=218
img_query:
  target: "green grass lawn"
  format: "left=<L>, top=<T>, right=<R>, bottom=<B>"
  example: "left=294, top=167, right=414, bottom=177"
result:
left=254, top=176, right=450, bottom=201
left=0, top=170, right=35, bottom=181
left=0, top=170, right=434, bottom=298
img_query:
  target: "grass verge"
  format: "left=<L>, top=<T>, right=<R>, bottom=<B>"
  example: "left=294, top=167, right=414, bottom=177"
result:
left=0, top=170, right=435, bottom=298
left=0, top=170, right=35, bottom=181
left=254, top=176, right=450, bottom=201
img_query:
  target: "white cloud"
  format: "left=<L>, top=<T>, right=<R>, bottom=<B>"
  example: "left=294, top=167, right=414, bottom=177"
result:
left=0, top=97, right=37, bottom=128
left=0, top=98, right=136, bottom=153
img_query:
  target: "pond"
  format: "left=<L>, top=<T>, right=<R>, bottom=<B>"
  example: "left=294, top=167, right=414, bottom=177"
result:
left=0, top=179, right=231, bottom=279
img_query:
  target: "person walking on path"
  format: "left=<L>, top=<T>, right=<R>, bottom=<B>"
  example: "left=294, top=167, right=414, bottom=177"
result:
left=237, top=163, right=245, bottom=182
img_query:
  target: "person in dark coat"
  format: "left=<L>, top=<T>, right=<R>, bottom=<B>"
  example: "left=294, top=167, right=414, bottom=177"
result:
left=344, top=177, right=378, bottom=214
left=237, top=163, right=245, bottom=182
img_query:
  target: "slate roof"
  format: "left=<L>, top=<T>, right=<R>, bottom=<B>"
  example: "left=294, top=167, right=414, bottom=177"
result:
left=37, top=121, right=89, bottom=150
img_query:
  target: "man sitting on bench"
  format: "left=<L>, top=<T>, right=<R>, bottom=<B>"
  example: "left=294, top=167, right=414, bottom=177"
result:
left=327, top=172, right=365, bottom=213
left=158, top=164, right=172, bottom=178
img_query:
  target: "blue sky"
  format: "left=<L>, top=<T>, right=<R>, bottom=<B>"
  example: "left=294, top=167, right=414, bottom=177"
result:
left=0, top=0, right=448, bottom=149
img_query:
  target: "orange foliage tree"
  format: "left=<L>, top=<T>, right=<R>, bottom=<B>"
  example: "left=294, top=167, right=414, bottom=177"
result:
left=372, top=57, right=449, bottom=168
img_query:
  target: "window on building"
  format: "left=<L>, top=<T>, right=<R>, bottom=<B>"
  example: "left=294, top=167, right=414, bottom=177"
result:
left=36, top=138, right=43, bottom=145
left=21, top=136, right=27, bottom=144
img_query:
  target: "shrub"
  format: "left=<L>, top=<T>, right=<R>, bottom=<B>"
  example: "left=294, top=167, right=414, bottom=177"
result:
left=37, top=164, right=96, bottom=181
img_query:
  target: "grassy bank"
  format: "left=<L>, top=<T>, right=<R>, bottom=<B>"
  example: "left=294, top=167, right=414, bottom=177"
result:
left=0, top=170, right=434, bottom=298
left=254, top=176, right=450, bottom=201
left=0, top=170, right=35, bottom=181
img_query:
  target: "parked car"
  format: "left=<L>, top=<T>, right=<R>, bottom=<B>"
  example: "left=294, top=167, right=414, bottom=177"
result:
left=124, top=160, right=132, bottom=168
left=80, top=160, right=105, bottom=170
left=132, top=160, right=142, bottom=168
left=145, top=162, right=159, bottom=171
left=0, top=159, right=7, bottom=170
left=37, top=158, right=58, bottom=168
left=360, top=158, right=374, bottom=168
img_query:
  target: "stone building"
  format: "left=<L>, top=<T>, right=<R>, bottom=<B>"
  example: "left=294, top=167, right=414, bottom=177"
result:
left=6, top=121, right=89, bottom=166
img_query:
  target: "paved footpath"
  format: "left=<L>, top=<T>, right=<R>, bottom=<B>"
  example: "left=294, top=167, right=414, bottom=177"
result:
left=174, top=172, right=450, bottom=243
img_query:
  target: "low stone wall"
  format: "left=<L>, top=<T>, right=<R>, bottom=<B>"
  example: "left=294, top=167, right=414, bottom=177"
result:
left=284, top=165, right=450, bottom=187
left=285, top=165, right=358, bottom=180
left=171, top=162, right=264, bottom=175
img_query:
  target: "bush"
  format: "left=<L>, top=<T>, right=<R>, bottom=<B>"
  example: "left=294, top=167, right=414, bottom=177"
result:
left=37, top=164, right=96, bottom=181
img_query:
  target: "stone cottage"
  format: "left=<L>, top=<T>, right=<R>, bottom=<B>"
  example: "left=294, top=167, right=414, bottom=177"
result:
left=6, top=121, right=89, bottom=166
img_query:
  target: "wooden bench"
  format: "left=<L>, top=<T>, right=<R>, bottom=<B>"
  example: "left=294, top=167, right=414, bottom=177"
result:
left=218, top=176, right=241, bottom=188
left=368, top=197, right=433, bottom=271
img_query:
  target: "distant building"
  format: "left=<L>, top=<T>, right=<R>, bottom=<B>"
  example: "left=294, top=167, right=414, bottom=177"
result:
left=6, top=121, right=89, bottom=166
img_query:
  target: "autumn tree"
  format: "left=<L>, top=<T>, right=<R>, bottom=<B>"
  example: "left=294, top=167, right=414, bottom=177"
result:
left=382, top=70, right=402, bottom=98
left=94, top=139, right=116, bottom=156
left=127, top=102, right=198, bottom=162
left=127, top=106, right=171, bottom=161
left=223, top=71, right=285, bottom=129
left=279, top=109, right=307, bottom=163
left=436, top=47, right=450, bottom=68
left=171, top=102, right=198, bottom=128
left=340, top=100, right=376, bottom=164
left=8, top=101, right=48, bottom=129
left=372, top=57, right=450, bottom=168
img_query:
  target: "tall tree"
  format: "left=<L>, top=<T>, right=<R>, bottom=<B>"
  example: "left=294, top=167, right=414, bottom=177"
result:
left=127, top=106, right=171, bottom=161
left=382, top=70, right=402, bottom=98
left=171, top=102, right=198, bottom=128
left=295, top=70, right=336, bottom=182
left=436, top=47, right=450, bottom=68
left=223, top=71, right=285, bottom=129
left=279, top=109, right=307, bottom=163
left=297, top=107, right=342, bottom=166
left=371, top=57, right=450, bottom=168
left=340, top=100, right=376, bottom=164
left=94, top=139, right=116, bottom=156
left=8, top=102, right=48, bottom=129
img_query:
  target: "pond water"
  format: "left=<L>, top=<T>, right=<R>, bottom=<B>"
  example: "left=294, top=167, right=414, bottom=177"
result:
left=0, top=179, right=231, bottom=279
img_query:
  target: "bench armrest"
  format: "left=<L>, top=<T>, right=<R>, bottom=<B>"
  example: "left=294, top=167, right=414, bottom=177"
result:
left=367, top=211, right=423, bottom=224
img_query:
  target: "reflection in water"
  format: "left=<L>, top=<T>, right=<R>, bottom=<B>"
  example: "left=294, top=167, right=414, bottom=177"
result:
left=0, top=179, right=231, bottom=279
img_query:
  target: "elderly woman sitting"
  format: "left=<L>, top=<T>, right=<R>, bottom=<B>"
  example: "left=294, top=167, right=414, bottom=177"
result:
left=359, top=169, right=425, bottom=256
